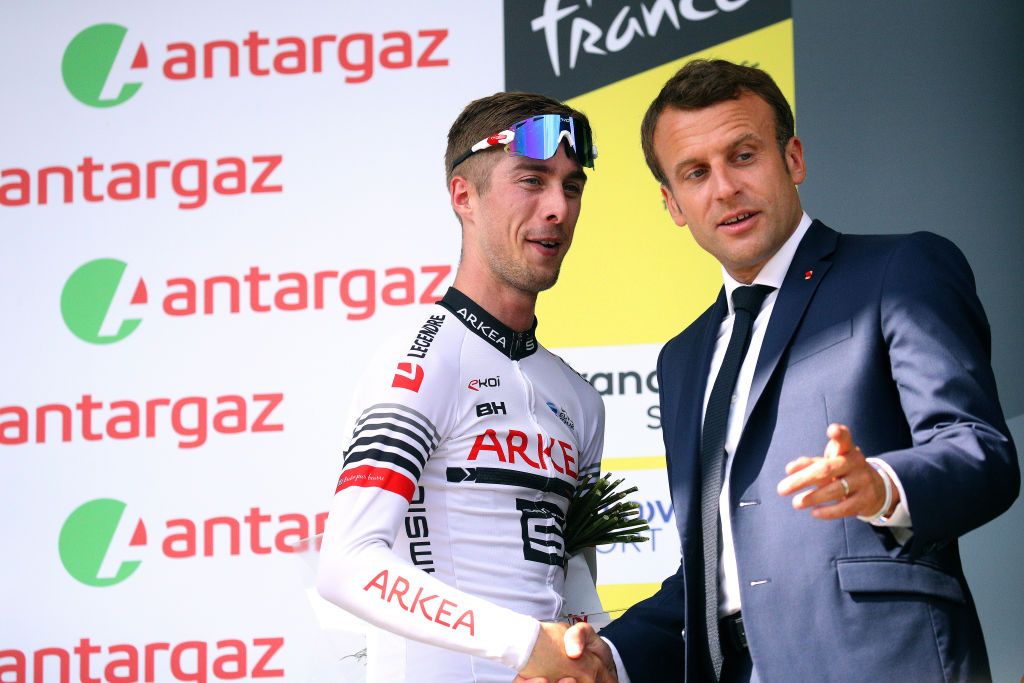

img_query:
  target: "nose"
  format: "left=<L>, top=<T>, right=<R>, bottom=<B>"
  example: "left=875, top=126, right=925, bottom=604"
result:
left=543, top=185, right=569, bottom=224
left=710, top=164, right=740, bottom=201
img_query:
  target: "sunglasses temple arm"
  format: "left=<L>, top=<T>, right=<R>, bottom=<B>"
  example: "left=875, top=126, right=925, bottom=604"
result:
left=470, top=129, right=515, bottom=153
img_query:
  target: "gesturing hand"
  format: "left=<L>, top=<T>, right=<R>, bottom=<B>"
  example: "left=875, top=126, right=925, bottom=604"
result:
left=777, top=423, right=898, bottom=520
left=514, top=622, right=617, bottom=683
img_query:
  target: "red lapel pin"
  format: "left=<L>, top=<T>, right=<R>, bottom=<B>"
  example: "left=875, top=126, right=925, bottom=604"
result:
left=804, top=270, right=813, bottom=280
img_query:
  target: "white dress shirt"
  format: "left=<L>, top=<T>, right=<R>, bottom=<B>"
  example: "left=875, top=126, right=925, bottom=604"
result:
left=606, top=214, right=912, bottom=682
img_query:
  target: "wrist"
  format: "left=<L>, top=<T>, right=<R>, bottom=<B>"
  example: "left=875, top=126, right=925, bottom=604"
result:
left=516, top=619, right=544, bottom=673
left=857, top=463, right=893, bottom=524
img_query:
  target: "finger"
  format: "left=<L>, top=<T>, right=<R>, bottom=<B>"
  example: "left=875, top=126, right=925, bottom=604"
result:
left=829, top=463, right=886, bottom=516
left=563, top=623, right=596, bottom=659
left=794, top=459, right=889, bottom=517
left=805, top=455, right=883, bottom=507
left=777, top=457, right=844, bottom=496
left=784, top=456, right=817, bottom=475
left=798, top=456, right=876, bottom=507
left=810, top=487, right=875, bottom=519
left=793, top=476, right=852, bottom=509
left=824, top=423, right=854, bottom=458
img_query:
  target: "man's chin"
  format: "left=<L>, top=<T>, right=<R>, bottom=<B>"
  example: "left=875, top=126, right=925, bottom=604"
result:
left=532, top=269, right=561, bottom=293
left=515, top=271, right=559, bottom=295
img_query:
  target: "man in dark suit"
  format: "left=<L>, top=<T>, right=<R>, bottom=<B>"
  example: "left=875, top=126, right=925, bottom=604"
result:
left=521, top=59, right=1019, bottom=683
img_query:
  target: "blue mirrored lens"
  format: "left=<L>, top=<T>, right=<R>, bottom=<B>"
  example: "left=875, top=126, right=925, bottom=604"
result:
left=506, top=115, right=594, bottom=168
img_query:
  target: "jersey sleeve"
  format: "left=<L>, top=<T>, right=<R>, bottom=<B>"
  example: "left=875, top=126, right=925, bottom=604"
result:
left=316, top=321, right=542, bottom=671
left=333, top=334, right=448, bottom=504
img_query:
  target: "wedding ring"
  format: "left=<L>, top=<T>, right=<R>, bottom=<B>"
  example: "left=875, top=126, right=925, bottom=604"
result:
left=838, top=477, right=850, bottom=498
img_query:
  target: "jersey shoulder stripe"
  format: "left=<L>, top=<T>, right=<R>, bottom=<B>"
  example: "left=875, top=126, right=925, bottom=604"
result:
left=344, top=447, right=423, bottom=480
left=346, top=437, right=427, bottom=471
left=338, top=402, right=442, bottom=500
left=346, top=403, right=440, bottom=468
left=355, top=402, right=441, bottom=446
left=350, top=421, right=433, bottom=458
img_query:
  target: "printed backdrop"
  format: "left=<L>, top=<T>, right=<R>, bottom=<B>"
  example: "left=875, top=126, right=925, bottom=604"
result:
left=1, top=2, right=791, bottom=681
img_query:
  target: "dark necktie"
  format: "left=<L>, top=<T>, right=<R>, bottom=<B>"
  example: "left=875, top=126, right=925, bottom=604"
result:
left=700, top=284, right=774, bottom=680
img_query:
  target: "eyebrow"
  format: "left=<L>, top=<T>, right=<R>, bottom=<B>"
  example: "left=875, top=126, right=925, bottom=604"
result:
left=672, top=132, right=763, bottom=178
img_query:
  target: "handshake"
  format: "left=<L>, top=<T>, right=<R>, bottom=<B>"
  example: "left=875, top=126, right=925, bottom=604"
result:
left=515, top=621, right=619, bottom=683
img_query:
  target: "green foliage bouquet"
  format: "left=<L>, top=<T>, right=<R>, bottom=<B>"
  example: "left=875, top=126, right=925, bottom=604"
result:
left=564, top=472, right=650, bottom=557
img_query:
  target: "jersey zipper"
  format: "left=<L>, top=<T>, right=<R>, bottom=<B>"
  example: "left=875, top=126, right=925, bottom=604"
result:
left=509, top=330, right=527, bottom=359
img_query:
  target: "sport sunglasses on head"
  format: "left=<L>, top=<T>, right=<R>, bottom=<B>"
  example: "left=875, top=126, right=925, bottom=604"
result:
left=450, top=114, right=597, bottom=172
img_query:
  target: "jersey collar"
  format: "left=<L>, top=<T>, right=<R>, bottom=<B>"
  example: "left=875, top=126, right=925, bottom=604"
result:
left=439, top=287, right=539, bottom=361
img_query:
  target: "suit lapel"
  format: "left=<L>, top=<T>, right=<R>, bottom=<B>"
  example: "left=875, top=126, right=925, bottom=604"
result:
left=670, top=289, right=726, bottom=537
left=743, top=221, right=839, bottom=425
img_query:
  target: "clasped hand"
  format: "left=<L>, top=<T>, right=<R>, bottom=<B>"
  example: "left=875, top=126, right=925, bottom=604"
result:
left=514, top=621, right=617, bottom=683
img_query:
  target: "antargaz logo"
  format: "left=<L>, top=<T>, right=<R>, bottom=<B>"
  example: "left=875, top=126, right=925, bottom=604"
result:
left=62, top=24, right=146, bottom=108
left=60, top=23, right=450, bottom=107
left=61, top=258, right=146, bottom=344
left=59, top=498, right=147, bottom=587
left=57, top=499, right=327, bottom=587
left=59, top=258, right=452, bottom=344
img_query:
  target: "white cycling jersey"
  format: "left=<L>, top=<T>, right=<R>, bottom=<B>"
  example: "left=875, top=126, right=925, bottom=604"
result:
left=317, top=287, right=605, bottom=682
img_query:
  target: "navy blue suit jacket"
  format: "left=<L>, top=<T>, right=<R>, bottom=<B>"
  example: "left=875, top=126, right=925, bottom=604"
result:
left=601, top=221, right=1019, bottom=682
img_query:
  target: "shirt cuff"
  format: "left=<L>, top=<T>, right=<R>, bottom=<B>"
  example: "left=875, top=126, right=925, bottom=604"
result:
left=864, top=457, right=912, bottom=541
left=865, top=457, right=911, bottom=526
left=601, top=636, right=631, bottom=683
left=510, top=618, right=542, bottom=672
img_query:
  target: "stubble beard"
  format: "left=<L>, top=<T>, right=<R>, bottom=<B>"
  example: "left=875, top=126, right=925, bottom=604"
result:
left=488, top=251, right=561, bottom=295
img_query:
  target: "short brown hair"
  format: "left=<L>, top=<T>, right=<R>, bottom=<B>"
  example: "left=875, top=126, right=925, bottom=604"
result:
left=641, top=59, right=795, bottom=186
left=445, top=92, right=592, bottom=193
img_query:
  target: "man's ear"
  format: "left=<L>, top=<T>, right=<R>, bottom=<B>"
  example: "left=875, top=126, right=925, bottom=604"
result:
left=450, top=175, right=474, bottom=222
left=785, top=136, right=807, bottom=185
left=661, top=184, right=687, bottom=227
